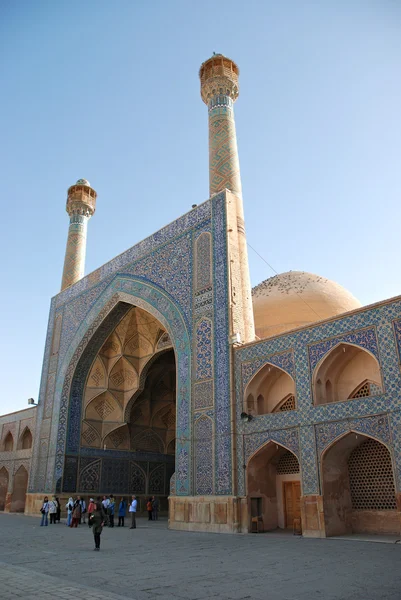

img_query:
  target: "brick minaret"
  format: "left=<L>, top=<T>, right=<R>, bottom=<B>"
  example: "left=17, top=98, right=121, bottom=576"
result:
left=61, top=179, right=97, bottom=291
left=199, top=54, right=255, bottom=342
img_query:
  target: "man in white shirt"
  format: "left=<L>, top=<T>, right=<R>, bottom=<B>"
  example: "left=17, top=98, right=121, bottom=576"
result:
left=102, top=496, right=110, bottom=526
left=129, top=495, right=137, bottom=529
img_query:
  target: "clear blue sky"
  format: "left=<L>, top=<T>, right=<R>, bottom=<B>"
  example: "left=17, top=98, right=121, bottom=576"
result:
left=1, top=0, right=400, bottom=415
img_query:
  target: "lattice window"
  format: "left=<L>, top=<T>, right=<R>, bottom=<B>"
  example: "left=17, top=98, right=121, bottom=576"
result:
left=273, top=395, right=296, bottom=413
left=350, top=382, right=371, bottom=399
left=348, top=438, right=396, bottom=510
left=279, top=395, right=295, bottom=412
left=276, top=451, right=299, bottom=475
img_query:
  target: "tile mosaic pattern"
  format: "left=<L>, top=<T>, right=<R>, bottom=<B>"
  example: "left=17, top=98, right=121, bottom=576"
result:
left=195, top=232, right=212, bottom=291
left=208, top=97, right=242, bottom=197
left=194, top=381, right=214, bottom=410
left=315, top=414, right=391, bottom=456
left=212, top=194, right=232, bottom=494
left=195, top=416, right=213, bottom=494
left=195, top=318, right=213, bottom=380
left=244, top=427, right=299, bottom=462
left=241, top=350, right=295, bottom=392
left=308, top=327, right=379, bottom=374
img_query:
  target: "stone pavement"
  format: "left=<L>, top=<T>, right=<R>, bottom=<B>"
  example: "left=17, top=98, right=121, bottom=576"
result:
left=0, top=513, right=401, bottom=600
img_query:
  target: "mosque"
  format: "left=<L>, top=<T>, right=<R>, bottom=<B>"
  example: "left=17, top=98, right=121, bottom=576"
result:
left=1, top=54, right=401, bottom=537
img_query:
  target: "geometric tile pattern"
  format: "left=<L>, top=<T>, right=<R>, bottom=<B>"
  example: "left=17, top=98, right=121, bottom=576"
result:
left=315, top=414, right=391, bottom=456
left=195, top=415, right=213, bottom=495
left=208, top=98, right=242, bottom=197
left=195, top=318, right=213, bottom=380
left=194, top=380, right=214, bottom=410
left=195, top=232, right=212, bottom=291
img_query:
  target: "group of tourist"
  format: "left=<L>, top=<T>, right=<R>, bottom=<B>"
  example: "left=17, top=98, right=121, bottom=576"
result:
left=39, top=494, right=160, bottom=549
left=39, top=495, right=61, bottom=526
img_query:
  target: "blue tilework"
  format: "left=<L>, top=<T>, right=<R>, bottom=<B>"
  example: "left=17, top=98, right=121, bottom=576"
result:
left=241, top=350, right=295, bottom=392
left=308, top=327, right=380, bottom=374
left=195, top=415, right=214, bottom=494
left=212, top=193, right=232, bottom=495
left=195, top=318, right=213, bottom=380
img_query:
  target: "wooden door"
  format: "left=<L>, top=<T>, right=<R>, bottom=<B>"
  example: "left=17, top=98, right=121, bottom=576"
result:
left=283, top=481, right=301, bottom=528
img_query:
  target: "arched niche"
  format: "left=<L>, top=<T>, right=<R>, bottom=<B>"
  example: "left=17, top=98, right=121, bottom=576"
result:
left=10, top=465, right=28, bottom=512
left=313, top=343, right=382, bottom=406
left=0, top=467, right=9, bottom=510
left=245, top=363, right=296, bottom=415
left=103, top=424, right=130, bottom=450
left=322, top=432, right=397, bottom=536
left=167, top=438, right=176, bottom=455
left=4, top=432, right=14, bottom=452
left=247, top=441, right=301, bottom=532
left=19, top=427, right=33, bottom=450
left=85, top=391, right=123, bottom=422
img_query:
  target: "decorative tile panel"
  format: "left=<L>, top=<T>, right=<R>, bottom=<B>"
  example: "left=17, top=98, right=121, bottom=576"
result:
left=195, top=416, right=213, bottom=495
left=195, top=318, right=213, bottom=380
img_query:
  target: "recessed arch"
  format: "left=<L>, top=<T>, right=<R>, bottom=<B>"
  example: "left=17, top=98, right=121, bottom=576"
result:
left=321, top=431, right=397, bottom=536
left=247, top=440, right=301, bottom=532
left=10, top=465, right=28, bottom=513
left=3, top=432, right=13, bottom=452
left=0, top=467, right=9, bottom=511
left=313, top=342, right=382, bottom=406
left=18, top=427, right=32, bottom=450
left=124, top=347, right=174, bottom=422
left=103, top=424, right=130, bottom=450
left=244, top=362, right=296, bottom=415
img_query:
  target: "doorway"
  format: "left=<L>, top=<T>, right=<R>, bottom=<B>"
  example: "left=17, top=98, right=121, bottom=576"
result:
left=283, top=481, right=301, bottom=528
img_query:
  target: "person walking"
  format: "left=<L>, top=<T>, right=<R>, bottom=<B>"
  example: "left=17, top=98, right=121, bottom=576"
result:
left=55, top=496, right=61, bottom=523
left=80, top=497, right=87, bottom=524
left=118, top=498, right=126, bottom=527
left=48, top=496, right=58, bottom=524
left=65, top=497, right=74, bottom=527
left=40, top=496, right=49, bottom=526
left=71, top=498, right=81, bottom=527
left=129, top=495, right=137, bottom=529
left=146, top=497, right=153, bottom=521
left=108, top=495, right=115, bottom=527
left=152, top=496, right=159, bottom=521
left=91, top=498, right=105, bottom=551
left=88, top=497, right=96, bottom=527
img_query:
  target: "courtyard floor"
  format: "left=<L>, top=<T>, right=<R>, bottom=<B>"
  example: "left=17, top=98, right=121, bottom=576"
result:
left=0, top=513, right=400, bottom=600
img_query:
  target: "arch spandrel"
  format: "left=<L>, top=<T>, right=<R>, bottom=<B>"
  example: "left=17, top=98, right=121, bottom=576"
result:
left=315, top=415, right=391, bottom=459
left=244, top=428, right=300, bottom=465
left=51, top=276, right=191, bottom=496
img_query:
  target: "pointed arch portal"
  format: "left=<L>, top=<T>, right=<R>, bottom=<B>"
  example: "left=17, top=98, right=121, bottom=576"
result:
left=247, top=441, right=301, bottom=532
left=322, top=432, right=398, bottom=536
left=50, top=277, right=191, bottom=501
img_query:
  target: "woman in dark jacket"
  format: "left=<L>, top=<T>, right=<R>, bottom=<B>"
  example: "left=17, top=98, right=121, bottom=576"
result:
left=91, top=499, right=105, bottom=551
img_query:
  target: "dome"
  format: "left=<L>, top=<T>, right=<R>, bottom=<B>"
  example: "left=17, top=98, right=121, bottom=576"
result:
left=76, top=178, right=90, bottom=187
left=252, top=271, right=361, bottom=339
